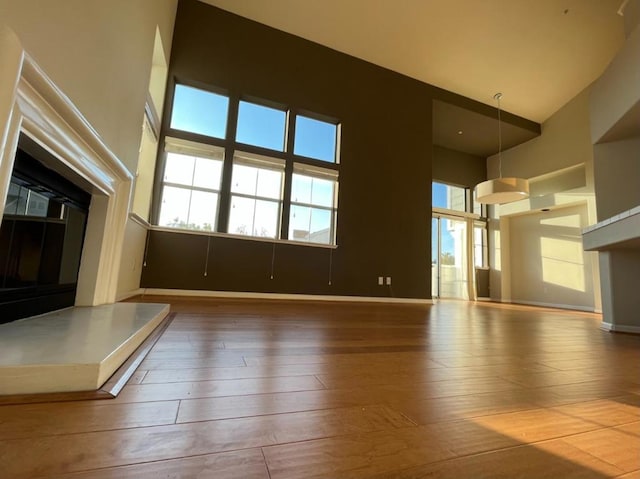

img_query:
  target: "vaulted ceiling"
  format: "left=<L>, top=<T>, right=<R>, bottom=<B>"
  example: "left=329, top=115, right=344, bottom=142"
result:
left=198, top=0, right=626, bottom=156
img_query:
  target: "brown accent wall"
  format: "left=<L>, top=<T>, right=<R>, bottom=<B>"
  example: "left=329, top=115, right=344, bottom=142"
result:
left=140, top=0, right=519, bottom=299
left=432, top=146, right=485, bottom=188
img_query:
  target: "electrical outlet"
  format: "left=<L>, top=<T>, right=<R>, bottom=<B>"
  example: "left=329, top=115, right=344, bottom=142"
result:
left=378, top=276, right=384, bottom=286
left=386, top=276, right=392, bottom=285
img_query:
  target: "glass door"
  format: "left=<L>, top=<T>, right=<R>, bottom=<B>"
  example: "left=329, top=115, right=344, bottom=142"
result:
left=432, top=215, right=469, bottom=299
left=431, top=217, right=439, bottom=298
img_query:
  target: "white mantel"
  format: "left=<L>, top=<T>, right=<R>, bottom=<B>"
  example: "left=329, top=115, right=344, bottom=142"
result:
left=0, top=25, right=133, bottom=306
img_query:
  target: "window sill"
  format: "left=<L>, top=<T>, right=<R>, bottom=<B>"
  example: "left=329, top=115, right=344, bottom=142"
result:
left=150, top=225, right=338, bottom=249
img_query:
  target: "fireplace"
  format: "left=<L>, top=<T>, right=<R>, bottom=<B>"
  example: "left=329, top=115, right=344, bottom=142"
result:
left=0, top=135, right=91, bottom=323
left=0, top=26, right=134, bottom=314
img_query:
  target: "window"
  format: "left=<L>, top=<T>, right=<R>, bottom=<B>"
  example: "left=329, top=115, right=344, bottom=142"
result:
left=157, top=84, right=341, bottom=245
left=432, top=182, right=467, bottom=213
left=4, top=182, right=49, bottom=217
left=474, top=224, right=488, bottom=268
left=158, top=138, right=224, bottom=231
left=170, top=84, right=229, bottom=139
left=289, top=164, right=338, bottom=244
left=294, top=115, right=338, bottom=163
left=472, top=189, right=487, bottom=217
left=236, top=101, right=287, bottom=151
left=228, top=152, right=284, bottom=238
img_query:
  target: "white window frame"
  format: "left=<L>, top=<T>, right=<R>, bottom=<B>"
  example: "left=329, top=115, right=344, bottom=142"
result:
left=289, top=162, right=339, bottom=245
left=227, top=150, right=286, bottom=239
left=158, top=137, right=225, bottom=231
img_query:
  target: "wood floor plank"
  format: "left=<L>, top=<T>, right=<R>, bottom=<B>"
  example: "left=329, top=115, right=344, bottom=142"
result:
left=470, top=408, right=604, bottom=443
left=388, top=389, right=540, bottom=425
left=365, top=440, right=624, bottom=479
left=138, top=355, right=246, bottom=370
left=527, top=381, right=634, bottom=407
left=550, top=396, right=640, bottom=427
left=142, top=363, right=329, bottom=383
left=561, top=421, right=640, bottom=473
left=48, top=448, right=270, bottom=479
left=614, top=471, right=640, bottom=479
left=0, top=406, right=414, bottom=478
left=114, top=375, right=325, bottom=403
left=243, top=351, right=445, bottom=368
left=176, top=389, right=376, bottom=423
left=263, top=419, right=525, bottom=479
left=0, top=400, right=179, bottom=440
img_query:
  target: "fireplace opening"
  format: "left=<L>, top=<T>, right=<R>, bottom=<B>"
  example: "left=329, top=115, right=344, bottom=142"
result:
left=0, top=135, right=91, bottom=324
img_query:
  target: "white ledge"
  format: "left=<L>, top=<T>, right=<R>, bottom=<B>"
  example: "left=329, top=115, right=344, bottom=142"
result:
left=582, top=205, right=640, bottom=251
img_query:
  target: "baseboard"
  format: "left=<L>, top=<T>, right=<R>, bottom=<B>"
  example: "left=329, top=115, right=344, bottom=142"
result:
left=116, top=288, right=145, bottom=302
left=600, top=322, right=640, bottom=334
left=507, top=299, right=597, bottom=313
left=140, top=288, right=433, bottom=305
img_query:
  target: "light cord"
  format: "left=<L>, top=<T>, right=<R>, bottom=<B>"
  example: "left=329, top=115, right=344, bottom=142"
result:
left=495, top=92, right=503, bottom=179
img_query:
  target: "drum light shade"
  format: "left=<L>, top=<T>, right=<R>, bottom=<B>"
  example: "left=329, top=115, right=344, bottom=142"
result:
left=474, top=93, right=530, bottom=205
left=475, top=177, right=529, bottom=204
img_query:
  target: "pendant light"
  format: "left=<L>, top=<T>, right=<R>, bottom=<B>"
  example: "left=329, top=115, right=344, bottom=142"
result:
left=475, top=93, right=529, bottom=204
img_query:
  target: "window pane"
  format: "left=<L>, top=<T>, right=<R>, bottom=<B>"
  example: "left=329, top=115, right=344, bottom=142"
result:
left=193, top=157, right=223, bottom=190
left=159, top=186, right=191, bottom=228
left=309, top=208, right=332, bottom=244
left=289, top=205, right=333, bottom=244
left=26, top=191, right=49, bottom=217
left=4, top=183, right=20, bottom=214
left=236, top=101, right=286, bottom=151
left=474, top=225, right=487, bottom=268
left=289, top=205, right=311, bottom=241
left=228, top=195, right=255, bottom=236
left=188, top=190, right=218, bottom=231
left=311, top=177, right=334, bottom=208
left=291, top=174, right=312, bottom=204
left=256, top=168, right=282, bottom=200
left=294, top=116, right=337, bottom=163
left=170, top=84, right=229, bottom=139
left=164, top=153, right=195, bottom=186
left=231, top=164, right=258, bottom=196
left=291, top=174, right=335, bottom=207
left=254, top=200, right=279, bottom=238
left=432, top=181, right=467, bottom=212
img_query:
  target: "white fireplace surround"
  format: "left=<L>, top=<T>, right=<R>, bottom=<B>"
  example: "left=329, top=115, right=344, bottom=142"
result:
left=0, top=26, right=133, bottom=307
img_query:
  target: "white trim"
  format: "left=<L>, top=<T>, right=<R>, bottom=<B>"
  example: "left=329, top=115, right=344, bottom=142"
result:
left=142, top=288, right=433, bottom=305
left=116, top=288, right=145, bottom=302
left=0, top=27, right=133, bottom=307
left=130, top=212, right=151, bottom=229
left=600, top=322, right=640, bottom=334
left=293, top=162, right=339, bottom=180
left=432, top=207, right=480, bottom=220
left=234, top=150, right=286, bottom=170
left=150, top=225, right=338, bottom=249
left=165, top=136, right=224, bottom=160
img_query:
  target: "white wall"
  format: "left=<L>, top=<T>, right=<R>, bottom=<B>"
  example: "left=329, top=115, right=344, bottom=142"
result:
left=116, top=219, right=148, bottom=298
left=509, top=204, right=595, bottom=311
left=487, top=87, right=601, bottom=311
left=488, top=88, right=594, bottom=180
left=0, top=0, right=177, bottom=174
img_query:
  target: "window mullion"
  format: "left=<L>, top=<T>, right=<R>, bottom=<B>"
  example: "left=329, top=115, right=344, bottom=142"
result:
left=218, top=95, right=240, bottom=233
left=280, top=108, right=297, bottom=240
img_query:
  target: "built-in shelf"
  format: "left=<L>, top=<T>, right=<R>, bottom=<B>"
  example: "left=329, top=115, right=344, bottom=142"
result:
left=582, top=205, right=640, bottom=251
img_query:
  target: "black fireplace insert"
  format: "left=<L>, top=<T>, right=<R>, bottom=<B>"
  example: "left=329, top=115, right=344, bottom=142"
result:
left=0, top=136, right=91, bottom=324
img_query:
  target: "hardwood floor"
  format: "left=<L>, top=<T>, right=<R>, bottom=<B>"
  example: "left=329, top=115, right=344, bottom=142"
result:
left=1, top=297, right=639, bottom=478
